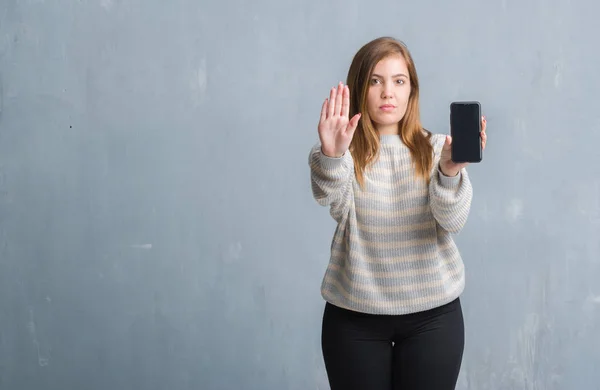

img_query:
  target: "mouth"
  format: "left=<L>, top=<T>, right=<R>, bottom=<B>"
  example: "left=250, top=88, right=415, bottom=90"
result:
left=380, top=104, right=396, bottom=111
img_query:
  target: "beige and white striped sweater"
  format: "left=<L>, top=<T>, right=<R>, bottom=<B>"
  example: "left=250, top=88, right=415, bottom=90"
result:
left=309, top=132, right=473, bottom=315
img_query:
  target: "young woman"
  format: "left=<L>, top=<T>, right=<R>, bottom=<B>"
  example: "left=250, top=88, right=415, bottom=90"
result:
left=308, top=36, right=487, bottom=390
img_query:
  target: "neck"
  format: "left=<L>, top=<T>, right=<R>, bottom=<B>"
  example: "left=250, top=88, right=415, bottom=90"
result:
left=376, top=124, right=399, bottom=136
left=379, top=133, right=403, bottom=145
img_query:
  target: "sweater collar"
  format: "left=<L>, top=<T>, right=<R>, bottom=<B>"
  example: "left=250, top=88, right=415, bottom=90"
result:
left=379, top=134, right=403, bottom=145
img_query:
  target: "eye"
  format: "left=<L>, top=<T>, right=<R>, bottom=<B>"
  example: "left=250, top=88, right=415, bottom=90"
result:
left=396, top=79, right=405, bottom=85
left=370, top=78, right=381, bottom=85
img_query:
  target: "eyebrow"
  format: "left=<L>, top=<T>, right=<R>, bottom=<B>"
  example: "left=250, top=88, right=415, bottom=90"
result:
left=372, top=73, right=408, bottom=78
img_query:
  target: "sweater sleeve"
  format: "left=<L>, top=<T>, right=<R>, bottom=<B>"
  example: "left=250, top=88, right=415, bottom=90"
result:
left=428, top=135, right=473, bottom=234
left=308, top=143, right=355, bottom=222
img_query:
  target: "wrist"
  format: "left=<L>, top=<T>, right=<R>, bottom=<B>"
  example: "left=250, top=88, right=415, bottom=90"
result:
left=321, top=146, right=344, bottom=158
left=439, top=162, right=459, bottom=177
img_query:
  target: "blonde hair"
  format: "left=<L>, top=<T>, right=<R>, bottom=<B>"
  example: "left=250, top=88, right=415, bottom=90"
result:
left=346, top=37, right=433, bottom=188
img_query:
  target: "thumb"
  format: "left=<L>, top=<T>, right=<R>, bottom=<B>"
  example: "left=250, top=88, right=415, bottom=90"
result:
left=346, top=113, right=361, bottom=137
left=443, top=135, right=452, bottom=149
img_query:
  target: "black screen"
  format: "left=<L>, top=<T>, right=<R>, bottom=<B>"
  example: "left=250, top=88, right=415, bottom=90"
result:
left=450, top=102, right=481, bottom=163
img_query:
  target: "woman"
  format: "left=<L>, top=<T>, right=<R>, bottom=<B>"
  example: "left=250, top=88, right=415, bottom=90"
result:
left=308, top=36, right=487, bottom=390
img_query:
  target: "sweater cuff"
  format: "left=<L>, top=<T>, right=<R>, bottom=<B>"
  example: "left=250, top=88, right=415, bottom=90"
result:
left=437, top=165, right=462, bottom=189
left=319, top=148, right=350, bottom=171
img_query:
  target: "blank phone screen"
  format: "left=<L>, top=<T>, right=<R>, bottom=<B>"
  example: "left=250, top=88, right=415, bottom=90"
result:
left=450, top=102, right=481, bottom=163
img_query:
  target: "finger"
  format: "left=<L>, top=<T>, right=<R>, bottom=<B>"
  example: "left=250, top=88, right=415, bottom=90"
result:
left=334, top=82, right=343, bottom=116
left=342, top=85, right=350, bottom=118
left=327, top=87, right=336, bottom=118
left=319, top=98, right=328, bottom=124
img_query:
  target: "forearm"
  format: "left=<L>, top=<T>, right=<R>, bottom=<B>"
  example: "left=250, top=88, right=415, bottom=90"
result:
left=309, top=143, right=354, bottom=207
left=429, top=164, right=473, bottom=233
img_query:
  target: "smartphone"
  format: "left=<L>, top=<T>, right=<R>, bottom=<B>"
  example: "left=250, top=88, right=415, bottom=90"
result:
left=449, top=101, right=482, bottom=163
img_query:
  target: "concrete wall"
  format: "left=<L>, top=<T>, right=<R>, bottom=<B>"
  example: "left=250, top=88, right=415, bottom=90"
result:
left=1, top=0, right=599, bottom=388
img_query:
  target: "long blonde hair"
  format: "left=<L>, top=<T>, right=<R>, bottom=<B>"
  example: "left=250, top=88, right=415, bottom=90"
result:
left=346, top=37, right=433, bottom=188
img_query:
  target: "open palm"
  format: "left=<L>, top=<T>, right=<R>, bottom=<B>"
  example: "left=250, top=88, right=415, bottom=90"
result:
left=318, top=82, right=361, bottom=158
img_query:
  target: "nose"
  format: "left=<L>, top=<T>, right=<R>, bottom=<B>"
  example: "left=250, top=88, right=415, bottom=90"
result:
left=381, top=82, right=393, bottom=98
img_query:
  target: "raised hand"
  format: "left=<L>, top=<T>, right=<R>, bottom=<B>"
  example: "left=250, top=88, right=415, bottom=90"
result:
left=440, top=116, right=487, bottom=176
left=318, top=82, right=362, bottom=158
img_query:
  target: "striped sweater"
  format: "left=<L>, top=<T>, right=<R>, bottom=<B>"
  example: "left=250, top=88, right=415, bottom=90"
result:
left=309, top=133, right=473, bottom=315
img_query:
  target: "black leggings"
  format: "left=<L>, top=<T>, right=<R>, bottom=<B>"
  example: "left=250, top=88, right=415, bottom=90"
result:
left=321, top=297, right=464, bottom=390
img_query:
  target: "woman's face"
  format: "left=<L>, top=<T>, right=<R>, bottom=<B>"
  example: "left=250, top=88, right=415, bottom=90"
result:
left=366, top=54, right=412, bottom=135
